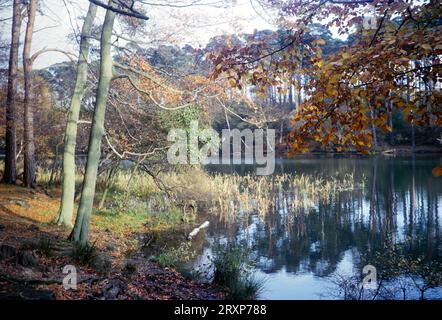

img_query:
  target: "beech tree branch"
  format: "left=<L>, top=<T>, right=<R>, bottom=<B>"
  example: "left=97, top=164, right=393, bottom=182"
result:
left=88, top=0, right=149, bottom=20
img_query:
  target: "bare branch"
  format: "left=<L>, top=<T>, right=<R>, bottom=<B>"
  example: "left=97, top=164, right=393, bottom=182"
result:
left=88, top=0, right=149, bottom=20
left=30, top=47, right=76, bottom=64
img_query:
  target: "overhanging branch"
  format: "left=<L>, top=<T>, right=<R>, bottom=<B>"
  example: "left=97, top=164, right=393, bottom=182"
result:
left=89, top=0, right=149, bottom=20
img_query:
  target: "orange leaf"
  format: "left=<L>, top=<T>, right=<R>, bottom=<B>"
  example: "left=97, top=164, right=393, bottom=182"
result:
left=432, top=166, right=442, bottom=177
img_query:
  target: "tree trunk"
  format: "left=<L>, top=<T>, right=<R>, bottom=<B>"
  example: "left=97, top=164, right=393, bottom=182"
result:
left=279, top=120, right=284, bottom=144
left=388, top=100, right=394, bottom=146
left=71, top=5, right=116, bottom=244
left=410, top=117, right=415, bottom=153
left=56, top=3, right=97, bottom=227
left=22, top=0, right=37, bottom=188
left=3, top=0, right=22, bottom=184
left=406, top=75, right=415, bottom=152
left=288, top=85, right=293, bottom=109
left=369, top=105, right=378, bottom=151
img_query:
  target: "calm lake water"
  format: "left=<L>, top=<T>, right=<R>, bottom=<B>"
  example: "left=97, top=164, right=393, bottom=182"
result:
left=191, top=155, right=442, bottom=300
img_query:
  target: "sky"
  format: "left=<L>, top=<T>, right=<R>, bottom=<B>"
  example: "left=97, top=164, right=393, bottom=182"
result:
left=0, top=0, right=276, bottom=69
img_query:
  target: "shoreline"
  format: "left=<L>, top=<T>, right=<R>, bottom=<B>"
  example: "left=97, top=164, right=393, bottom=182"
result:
left=0, top=184, right=225, bottom=300
left=274, top=144, right=442, bottom=157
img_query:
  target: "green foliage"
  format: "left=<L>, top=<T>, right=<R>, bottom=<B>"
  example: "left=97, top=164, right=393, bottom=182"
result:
left=106, top=171, right=156, bottom=199
left=157, top=242, right=195, bottom=268
left=211, top=244, right=264, bottom=300
left=147, top=204, right=185, bottom=227
left=353, top=239, right=442, bottom=299
left=93, top=207, right=148, bottom=235
left=157, top=105, right=215, bottom=164
left=157, top=104, right=200, bottom=131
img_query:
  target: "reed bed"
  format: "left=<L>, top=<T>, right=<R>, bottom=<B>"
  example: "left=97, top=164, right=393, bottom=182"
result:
left=156, top=168, right=363, bottom=222
left=34, top=164, right=363, bottom=223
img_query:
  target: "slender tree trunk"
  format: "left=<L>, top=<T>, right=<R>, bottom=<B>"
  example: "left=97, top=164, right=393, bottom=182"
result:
left=296, top=76, right=302, bottom=110
left=411, top=120, right=416, bottom=151
left=406, top=75, right=415, bottom=152
left=297, top=51, right=303, bottom=110
left=369, top=105, right=378, bottom=151
left=279, top=120, right=284, bottom=144
left=22, top=0, right=37, bottom=188
left=56, top=3, right=97, bottom=227
left=71, top=5, right=116, bottom=244
left=288, top=85, right=293, bottom=109
left=3, top=0, right=22, bottom=184
left=388, top=100, right=394, bottom=146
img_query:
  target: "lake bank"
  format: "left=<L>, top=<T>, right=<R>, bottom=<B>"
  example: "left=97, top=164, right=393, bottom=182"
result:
left=274, top=143, right=442, bottom=157
left=1, top=154, right=442, bottom=300
left=0, top=184, right=224, bottom=300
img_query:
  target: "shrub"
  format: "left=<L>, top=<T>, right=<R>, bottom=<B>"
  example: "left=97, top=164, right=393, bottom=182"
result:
left=211, top=244, right=265, bottom=300
left=157, top=242, right=195, bottom=269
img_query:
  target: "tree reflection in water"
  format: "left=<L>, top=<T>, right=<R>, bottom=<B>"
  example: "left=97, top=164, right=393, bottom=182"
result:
left=198, top=155, right=442, bottom=299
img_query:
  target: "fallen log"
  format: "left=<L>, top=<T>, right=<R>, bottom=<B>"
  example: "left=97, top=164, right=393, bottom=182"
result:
left=187, top=221, right=210, bottom=240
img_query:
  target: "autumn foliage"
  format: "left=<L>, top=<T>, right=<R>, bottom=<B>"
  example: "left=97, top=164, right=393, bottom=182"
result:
left=210, top=0, right=442, bottom=154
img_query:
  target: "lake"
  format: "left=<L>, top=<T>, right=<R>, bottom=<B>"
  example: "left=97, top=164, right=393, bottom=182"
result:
left=190, top=155, right=442, bottom=300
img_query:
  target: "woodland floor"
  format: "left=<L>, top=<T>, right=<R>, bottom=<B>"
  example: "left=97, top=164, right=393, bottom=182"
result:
left=0, top=184, right=224, bottom=300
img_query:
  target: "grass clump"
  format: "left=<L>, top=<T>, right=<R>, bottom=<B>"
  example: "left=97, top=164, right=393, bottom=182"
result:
left=147, top=202, right=186, bottom=228
left=72, top=242, right=98, bottom=266
left=212, top=244, right=265, bottom=300
left=157, top=242, right=196, bottom=269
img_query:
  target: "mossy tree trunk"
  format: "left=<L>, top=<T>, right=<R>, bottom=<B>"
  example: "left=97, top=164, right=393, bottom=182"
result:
left=22, top=0, right=37, bottom=188
left=71, top=4, right=116, bottom=244
left=3, top=0, right=22, bottom=184
left=56, top=3, right=97, bottom=227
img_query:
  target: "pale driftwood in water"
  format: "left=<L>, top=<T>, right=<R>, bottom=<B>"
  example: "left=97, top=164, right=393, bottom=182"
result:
left=187, top=221, right=210, bottom=240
